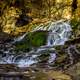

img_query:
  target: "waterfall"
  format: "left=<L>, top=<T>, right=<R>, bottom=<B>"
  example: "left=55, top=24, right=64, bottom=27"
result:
left=47, top=20, right=72, bottom=46
left=0, top=20, right=72, bottom=68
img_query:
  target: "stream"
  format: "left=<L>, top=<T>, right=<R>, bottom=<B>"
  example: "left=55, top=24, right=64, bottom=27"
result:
left=0, top=20, right=72, bottom=68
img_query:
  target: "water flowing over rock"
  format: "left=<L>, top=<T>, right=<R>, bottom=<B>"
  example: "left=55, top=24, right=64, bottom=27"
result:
left=0, top=20, right=72, bottom=68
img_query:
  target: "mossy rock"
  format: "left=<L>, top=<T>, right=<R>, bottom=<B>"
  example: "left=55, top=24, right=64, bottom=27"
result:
left=70, top=18, right=80, bottom=31
left=15, top=42, right=31, bottom=52
left=14, top=30, right=48, bottom=52
left=29, top=30, right=48, bottom=47
left=14, top=36, right=32, bottom=52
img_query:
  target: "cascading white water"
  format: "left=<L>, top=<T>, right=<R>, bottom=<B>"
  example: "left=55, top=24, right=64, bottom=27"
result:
left=13, top=33, right=28, bottom=43
left=0, top=20, right=72, bottom=67
left=47, top=20, right=72, bottom=46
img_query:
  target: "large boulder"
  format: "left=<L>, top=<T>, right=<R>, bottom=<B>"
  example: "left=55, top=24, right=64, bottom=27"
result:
left=14, top=30, right=48, bottom=52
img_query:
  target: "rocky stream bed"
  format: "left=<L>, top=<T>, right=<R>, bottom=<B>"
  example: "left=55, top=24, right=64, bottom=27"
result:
left=0, top=20, right=80, bottom=80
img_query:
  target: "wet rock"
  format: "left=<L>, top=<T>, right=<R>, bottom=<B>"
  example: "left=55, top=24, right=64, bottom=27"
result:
left=14, top=35, right=32, bottom=52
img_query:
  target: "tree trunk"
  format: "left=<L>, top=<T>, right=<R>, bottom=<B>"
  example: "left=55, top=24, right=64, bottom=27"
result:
left=72, top=0, right=77, bottom=13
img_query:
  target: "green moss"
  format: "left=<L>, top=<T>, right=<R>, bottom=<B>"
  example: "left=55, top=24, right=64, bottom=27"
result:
left=71, top=18, right=80, bottom=30
left=15, top=43, right=31, bottom=52
left=70, top=18, right=80, bottom=37
left=30, top=31, right=48, bottom=47
left=14, top=36, right=32, bottom=52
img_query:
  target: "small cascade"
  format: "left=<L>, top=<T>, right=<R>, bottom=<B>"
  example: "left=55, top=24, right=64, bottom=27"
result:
left=0, top=20, right=72, bottom=68
left=13, top=33, right=28, bottom=43
left=47, top=20, right=72, bottom=46
left=13, top=54, right=38, bottom=67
